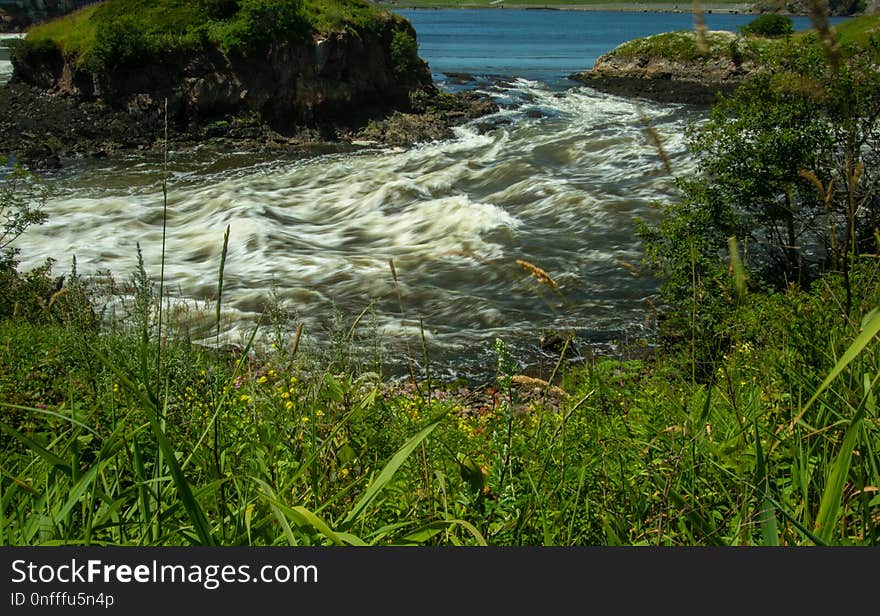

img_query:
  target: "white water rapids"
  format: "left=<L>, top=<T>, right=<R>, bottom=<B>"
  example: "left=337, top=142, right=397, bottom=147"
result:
left=12, top=78, right=702, bottom=379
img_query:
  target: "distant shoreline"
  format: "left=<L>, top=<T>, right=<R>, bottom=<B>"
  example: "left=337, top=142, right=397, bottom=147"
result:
left=382, top=2, right=759, bottom=15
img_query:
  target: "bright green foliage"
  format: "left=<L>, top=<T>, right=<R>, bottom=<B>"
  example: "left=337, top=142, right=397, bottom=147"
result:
left=0, top=159, right=49, bottom=319
left=390, top=30, right=419, bottom=79
left=608, top=14, right=880, bottom=65
left=202, top=0, right=308, bottom=53
left=21, top=0, right=396, bottom=71
left=740, top=14, right=794, bottom=38
left=639, top=39, right=880, bottom=366
left=0, top=160, right=47, bottom=261
left=1, top=248, right=879, bottom=545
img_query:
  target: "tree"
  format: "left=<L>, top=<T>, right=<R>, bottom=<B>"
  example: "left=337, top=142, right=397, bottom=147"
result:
left=640, top=39, right=880, bottom=342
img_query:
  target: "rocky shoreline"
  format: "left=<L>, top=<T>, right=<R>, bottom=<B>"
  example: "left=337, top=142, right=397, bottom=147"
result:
left=0, top=80, right=499, bottom=169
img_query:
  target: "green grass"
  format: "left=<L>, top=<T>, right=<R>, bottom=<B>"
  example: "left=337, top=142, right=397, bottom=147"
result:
left=606, top=14, right=880, bottom=62
left=24, top=4, right=100, bottom=57
left=23, top=0, right=399, bottom=68
left=826, top=11, right=880, bottom=47
left=1, top=230, right=878, bottom=545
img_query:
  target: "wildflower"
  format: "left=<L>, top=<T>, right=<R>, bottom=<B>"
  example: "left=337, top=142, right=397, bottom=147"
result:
left=315, top=409, right=324, bottom=418
left=301, top=416, right=309, bottom=424
left=240, top=394, right=251, bottom=403
left=281, top=391, right=290, bottom=400
left=285, top=401, right=293, bottom=411
left=258, top=376, right=268, bottom=384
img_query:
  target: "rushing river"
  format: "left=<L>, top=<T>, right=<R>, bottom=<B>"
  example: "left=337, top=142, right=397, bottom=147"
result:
left=0, top=33, right=24, bottom=84
left=5, top=10, right=844, bottom=380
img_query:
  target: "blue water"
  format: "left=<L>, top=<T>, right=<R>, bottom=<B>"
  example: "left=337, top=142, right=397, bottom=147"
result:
left=399, top=9, right=847, bottom=87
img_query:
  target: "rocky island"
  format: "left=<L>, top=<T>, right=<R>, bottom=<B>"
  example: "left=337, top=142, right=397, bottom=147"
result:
left=0, top=0, right=497, bottom=167
left=571, top=13, right=880, bottom=105
left=570, top=30, right=756, bottom=105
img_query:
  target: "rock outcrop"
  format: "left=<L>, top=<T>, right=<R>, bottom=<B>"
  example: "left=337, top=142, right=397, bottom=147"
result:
left=12, top=18, right=433, bottom=133
left=2, top=8, right=498, bottom=166
left=570, top=31, right=758, bottom=105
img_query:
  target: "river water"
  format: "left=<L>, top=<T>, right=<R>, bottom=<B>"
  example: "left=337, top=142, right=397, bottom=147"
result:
left=4, top=10, right=842, bottom=380
left=0, top=33, right=24, bottom=84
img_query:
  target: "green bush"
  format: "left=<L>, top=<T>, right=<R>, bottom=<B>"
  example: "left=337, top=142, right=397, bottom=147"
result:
left=85, top=14, right=150, bottom=71
left=639, top=44, right=880, bottom=368
left=740, top=14, right=794, bottom=38
left=390, top=30, right=419, bottom=80
left=8, top=37, right=59, bottom=67
left=206, top=0, right=307, bottom=52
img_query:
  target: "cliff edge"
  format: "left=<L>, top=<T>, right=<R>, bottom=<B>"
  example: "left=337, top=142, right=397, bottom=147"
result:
left=1, top=0, right=497, bottom=166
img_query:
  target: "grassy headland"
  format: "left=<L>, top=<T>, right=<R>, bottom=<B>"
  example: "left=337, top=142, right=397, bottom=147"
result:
left=21, top=0, right=398, bottom=70
left=606, top=12, right=879, bottom=61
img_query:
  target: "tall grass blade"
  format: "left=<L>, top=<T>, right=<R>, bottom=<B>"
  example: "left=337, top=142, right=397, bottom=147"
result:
left=754, top=422, right=779, bottom=546
left=728, top=236, right=747, bottom=304
left=145, top=411, right=216, bottom=545
left=0, top=421, right=71, bottom=474
left=252, top=482, right=356, bottom=546
left=398, top=519, right=488, bottom=546
left=54, top=460, right=104, bottom=525
left=0, top=403, right=98, bottom=435
left=789, top=307, right=880, bottom=431
left=91, top=346, right=216, bottom=545
left=252, top=478, right=297, bottom=546
left=215, top=225, right=230, bottom=343
left=342, top=416, right=444, bottom=529
left=813, top=375, right=871, bottom=543
left=132, top=438, right=154, bottom=542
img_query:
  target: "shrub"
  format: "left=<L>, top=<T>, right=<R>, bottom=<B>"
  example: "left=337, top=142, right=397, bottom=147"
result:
left=207, top=0, right=306, bottom=52
left=390, top=30, right=419, bottom=80
left=639, top=45, right=880, bottom=364
left=85, top=14, right=150, bottom=71
left=8, top=37, right=59, bottom=68
left=0, top=159, right=51, bottom=319
left=740, top=14, right=794, bottom=38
